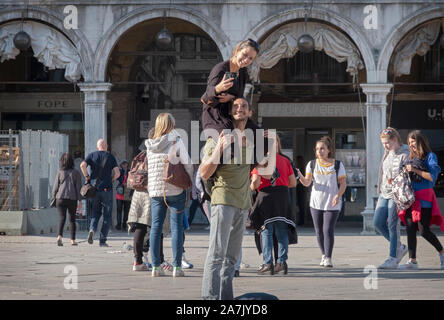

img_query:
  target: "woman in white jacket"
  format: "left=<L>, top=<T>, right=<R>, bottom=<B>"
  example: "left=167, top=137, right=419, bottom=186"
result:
left=145, top=113, right=193, bottom=277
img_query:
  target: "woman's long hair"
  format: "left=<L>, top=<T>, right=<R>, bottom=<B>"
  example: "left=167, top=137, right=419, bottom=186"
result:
left=230, top=39, right=260, bottom=59
left=60, top=152, right=74, bottom=170
left=314, top=136, right=335, bottom=159
left=407, top=130, right=432, bottom=160
left=153, top=113, right=175, bottom=139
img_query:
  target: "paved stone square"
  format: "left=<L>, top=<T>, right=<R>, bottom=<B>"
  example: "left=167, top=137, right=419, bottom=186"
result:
left=1, top=226, right=443, bottom=300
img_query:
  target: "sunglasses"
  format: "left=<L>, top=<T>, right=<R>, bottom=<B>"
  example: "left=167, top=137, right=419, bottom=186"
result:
left=381, top=128, right=394, bottom=135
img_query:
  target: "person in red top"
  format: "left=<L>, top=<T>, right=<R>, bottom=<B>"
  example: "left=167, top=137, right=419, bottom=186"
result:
left=250, top=136, right=297, bottom=275
left=115, top=159, right=131, bottom=230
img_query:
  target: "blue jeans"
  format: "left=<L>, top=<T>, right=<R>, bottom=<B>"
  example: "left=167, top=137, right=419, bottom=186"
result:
left=89, top=190, right=113, bottom=244
left=373, top=195, right=401, bottom=258
left=262, top=221, right=289, bottom=264
left=150, top=191, right=186, bottom=268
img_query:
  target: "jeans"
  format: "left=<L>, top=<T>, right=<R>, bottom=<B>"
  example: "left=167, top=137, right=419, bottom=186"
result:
left=89, top=190, right=113, bottom=244
left=202, top=204, right=248, bottom=300
left=262, top=221, right=289, bottom=264
left=188, top=199, right=203, bottom=226
left=373, top=195, right=400, bottom=258
left=150, top=191, right=186, bottom=268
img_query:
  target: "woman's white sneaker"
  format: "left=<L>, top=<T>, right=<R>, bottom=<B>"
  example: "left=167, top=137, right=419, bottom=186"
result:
left=320, top=255, right=326, bottom=266
left=378, top=257, right=398, bottom=269
left=396, top=244, right=408, bottom=264
left=133, top=263, right=149, bottom=271
left=173, top=267, right=185, bottom=277
left=323, top=257, right=333, bottom=268
left=152, top=267, right=165, bottom=277
left=398, top=259, right=419, bottom=270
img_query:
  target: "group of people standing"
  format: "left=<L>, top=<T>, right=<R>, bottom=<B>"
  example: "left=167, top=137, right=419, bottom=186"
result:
left=50, top=38, right=444, bottom=301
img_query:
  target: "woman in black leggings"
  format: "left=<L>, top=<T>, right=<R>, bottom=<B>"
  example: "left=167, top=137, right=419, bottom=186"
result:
left=398, top=130, right=444, bottom=270
left=52, top=152, right=82, bottom=246
left=297, top=136, right=347, bottom=268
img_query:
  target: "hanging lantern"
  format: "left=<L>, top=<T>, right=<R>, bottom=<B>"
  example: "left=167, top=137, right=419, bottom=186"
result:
left=14, top=30, right=31, bottom=51
left=155, top=11, right=173, bottom=50
left=155, top=27, right=173, bottom=50
left=297, top=34, right=314, bottom=53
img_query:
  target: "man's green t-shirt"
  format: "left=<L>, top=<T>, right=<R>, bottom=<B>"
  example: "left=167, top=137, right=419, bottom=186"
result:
left=202, top=138, right=253, bottom=210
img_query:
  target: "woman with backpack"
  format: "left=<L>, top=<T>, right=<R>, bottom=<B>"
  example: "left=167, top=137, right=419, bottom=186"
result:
left=52, top=152, right=82, bottom=246
left=374, top=127, right=409, bottom=269
left=398, top=130, right=444, bottom=270
left=297, top=136, right=346, bottom=268
left=145, top=113, right=193, bottom=277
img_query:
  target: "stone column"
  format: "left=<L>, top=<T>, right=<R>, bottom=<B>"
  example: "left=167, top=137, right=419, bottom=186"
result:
left=78, top=83, right=112, bottom=157
left=360, top=83, right=393, bottom=235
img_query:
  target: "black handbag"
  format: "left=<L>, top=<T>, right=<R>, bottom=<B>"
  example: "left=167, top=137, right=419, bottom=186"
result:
left=80, top=154, right=109, bottom=199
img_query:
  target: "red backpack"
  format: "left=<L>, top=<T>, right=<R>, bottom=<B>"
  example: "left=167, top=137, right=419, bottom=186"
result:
left=127, top=151, right=148, bottom=191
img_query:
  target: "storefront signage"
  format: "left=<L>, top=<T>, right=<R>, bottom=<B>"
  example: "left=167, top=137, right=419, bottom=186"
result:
left=0, top=93, right=112, bottom=113
left=258, top=103, right=364, bottom=118
left=37, top=100, right=69, bottom=109
left=392, top=101, right=444, bottom=129
left=428, top=108, right=444, bottom=121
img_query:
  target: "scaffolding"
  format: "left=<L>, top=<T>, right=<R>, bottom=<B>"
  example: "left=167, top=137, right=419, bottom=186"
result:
left=0, top=129, right=68, bottom=211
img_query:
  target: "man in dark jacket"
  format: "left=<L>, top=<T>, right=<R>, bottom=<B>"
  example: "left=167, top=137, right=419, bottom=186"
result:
left=80, top=139, right=120, bottom=247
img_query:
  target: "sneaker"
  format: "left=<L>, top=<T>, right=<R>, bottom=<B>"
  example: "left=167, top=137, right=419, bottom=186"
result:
left=181, top=255, right=194, bottom=269
left=320, top=255, right=326, bottom=266
left=57, top=238, right=63, bottom=246
left=274, top=262, right=288, bottom=275
left=173, top=267, right=185, bottom=277
left=257, top=263, right=274, bottom=275
left=323, top=257, right=333, bottom=268
left=398, top=259, right=419, bottom=270
left=440, top=253, right=444, bottom=270
left=378, top=257, right=398, bottom=269
left=234, top=270, right=240, bottom=277
left=142, top=255, right=152, bottom=269
left=152, top=267, right=165, bottom=277
left=161, top=261, right=173, bottom=272
left=133, top=263, right=149, bottom=271
left=87, top=230, right=94, bottom=244
left=99, top=243, right=109, bottom=247
left=396, top=244, right=408, bottom=264
left=240, top=262, right=250, bottom=269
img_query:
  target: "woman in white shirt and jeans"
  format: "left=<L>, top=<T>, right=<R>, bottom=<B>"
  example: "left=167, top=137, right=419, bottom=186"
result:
left=298, top=136, right=346, bottom=268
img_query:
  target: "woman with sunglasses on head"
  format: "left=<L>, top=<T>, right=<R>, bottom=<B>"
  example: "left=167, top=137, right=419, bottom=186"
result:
left=398, top=130, right=444, bottom=270
left=374, top=127, right=409, bottom=269
left=201, top=39, right=260, bottom=135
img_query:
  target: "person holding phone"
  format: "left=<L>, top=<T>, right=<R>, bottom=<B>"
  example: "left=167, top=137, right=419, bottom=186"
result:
left=201, top=39, right=260, bottom=135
